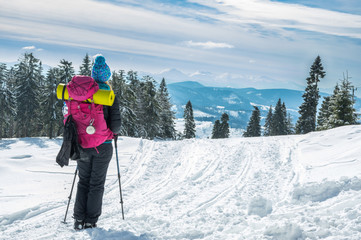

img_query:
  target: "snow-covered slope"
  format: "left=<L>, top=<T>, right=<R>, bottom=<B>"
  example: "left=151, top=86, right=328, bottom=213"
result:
left=1, top=126, right=361, bottom=239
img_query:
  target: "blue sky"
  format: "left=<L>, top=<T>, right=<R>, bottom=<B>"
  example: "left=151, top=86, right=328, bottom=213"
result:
left=0, top=0, right=361, bottom=95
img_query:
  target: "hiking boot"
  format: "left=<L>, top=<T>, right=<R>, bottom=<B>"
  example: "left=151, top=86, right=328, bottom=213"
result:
left=74, top=219, right=84, bottom=230
left=84, top=222, right=97, bottom=229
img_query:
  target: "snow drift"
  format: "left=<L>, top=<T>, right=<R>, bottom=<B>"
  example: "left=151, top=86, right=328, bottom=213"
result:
left=1, top=125, right=361, bottom=239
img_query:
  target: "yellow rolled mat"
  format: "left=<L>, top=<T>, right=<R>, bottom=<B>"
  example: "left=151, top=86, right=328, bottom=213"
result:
left=56, top=83, right=115, bottom=106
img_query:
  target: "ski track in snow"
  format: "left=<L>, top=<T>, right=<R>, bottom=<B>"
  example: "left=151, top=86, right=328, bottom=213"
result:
left=1, top=126, right=361, bottom=239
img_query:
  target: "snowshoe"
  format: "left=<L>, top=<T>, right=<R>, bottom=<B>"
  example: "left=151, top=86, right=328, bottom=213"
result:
left=84, top=222, right=97, bottom=229
left=74, top=219, right=84, bottom=230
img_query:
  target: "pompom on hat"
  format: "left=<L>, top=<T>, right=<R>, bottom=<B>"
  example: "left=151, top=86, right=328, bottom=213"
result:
left=92, top=55, right=111, bottom=83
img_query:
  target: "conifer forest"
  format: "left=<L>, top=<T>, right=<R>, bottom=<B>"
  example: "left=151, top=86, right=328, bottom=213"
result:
left=0, top=53, right=358, bottom=139
left=0, top=53, right=180, bottom=140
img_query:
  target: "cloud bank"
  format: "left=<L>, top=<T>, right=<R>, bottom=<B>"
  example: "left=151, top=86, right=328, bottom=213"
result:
left=0, top=0, right=360, bottom=92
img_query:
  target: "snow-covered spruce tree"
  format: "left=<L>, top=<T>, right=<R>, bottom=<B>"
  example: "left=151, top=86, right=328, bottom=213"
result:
left=263, top=106, right=273, bottom=136
left=211, top=120, right=221, bottom=139
left=243, top=106, right=261, bottom=137
left=3, top=67, right=17, bottom=137
left=111, top=70, right=136, bottom=136
left=14, top=53, right=42, bottom=137
left=317, top=96, right=331, bottom=130
left=157, top=78, right=176, bottom=139
left=184, top=100, right=196, bottom=139
left=126, top=70, right=142, bottom=137
left=137, top=76, right=161, bottom=139
left=79, top=53, right=92, bottom=76
left=296, top=55, right=325, bottom=134
left=41, top=68, right=63, bottom=138
left=328, top=74, right=358, bottom=128
left=272, top=99, right=288, bottom=136
left=35, top=62, right=48, bottom=136
left=281, top=102, right=294, bottom=134
left=0, top=63, right=7, bottom=138
left=58, top=59, right=75, bottom=83
left=211, top=113, right=230, bottom=139
left=0, top=63, right=6, bottom=89
left=325, top=84, right=340, bottom=130
left=220, top=112, right=230, bottom=138
left=286, top=113, right=295, bottom=134
left=111, top=70, right=123, bottom=97
left=0, top=64, right=16, bottom=138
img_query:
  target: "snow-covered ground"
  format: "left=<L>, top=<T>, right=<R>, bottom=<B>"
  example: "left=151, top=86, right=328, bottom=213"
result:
left=1, top=125, right=361, bottom=239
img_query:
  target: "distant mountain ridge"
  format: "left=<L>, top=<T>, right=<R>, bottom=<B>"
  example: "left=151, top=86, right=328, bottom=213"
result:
left=167, top=81, right=361, bottom=129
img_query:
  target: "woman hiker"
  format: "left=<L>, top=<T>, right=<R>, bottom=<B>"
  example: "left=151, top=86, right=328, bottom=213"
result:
left=64, top=55, right=121, bottom=230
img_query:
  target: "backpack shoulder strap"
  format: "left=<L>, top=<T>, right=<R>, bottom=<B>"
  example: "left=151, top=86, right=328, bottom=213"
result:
left=62, top=85, right=67, bottom=101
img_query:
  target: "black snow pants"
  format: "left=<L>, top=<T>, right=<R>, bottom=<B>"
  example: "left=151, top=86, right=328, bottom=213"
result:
left=73, top=142, right=113, bottom=224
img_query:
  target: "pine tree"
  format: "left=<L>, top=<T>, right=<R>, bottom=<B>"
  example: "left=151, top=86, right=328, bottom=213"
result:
left=14, top=53, right=42, bottom=137
left=317, top=96, right=331, bottom=130
left=264, top=106, right=273, bottom=136
left=58, top=59, right=75, bottom=83
left=212, top=120, right=221, bottom=139
left=211, top=113, right=230, bottom=139
left=327, top=84, right=341, bottom=129
left=184, top=100, right=196, bottom=139
left=36, top=62, right=46, bottom=136
left=3, top=67, right=17, bottom=137
left=111, top=70, right=136, bottom=136
left=328, top=74, right=358, bottom=128
left=296, top=56, right=325, bottom=134
left=286, top=113, right=294, bottom=134
left=41, top=68, right=62, bottom=138
left=0, top=63, right=5, bottom=89
left=157, top=78, right=176, bottom=139
left=0, top=64, right=16, bottom=138
left=281, top=102, right=288, bottom=132
left=127, top=70, right=139, bottom=87
left=126, top=70, right=142, bottom=137
left=220, top=113, right=230, bottom=138
left=79, top=53, right=92, bottom=76
left=0, top=63, right=7, bottom=138
left=243, top=106, right=261, bottom=137
left=138, top=76, right=160, bottom=139
left=272, top=99, right=288, bottom=136
left=111, top=70, right=124, bottom=97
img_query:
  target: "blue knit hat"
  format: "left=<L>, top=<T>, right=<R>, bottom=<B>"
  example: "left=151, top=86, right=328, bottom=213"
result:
left=92, top=55, right=111, bottom=83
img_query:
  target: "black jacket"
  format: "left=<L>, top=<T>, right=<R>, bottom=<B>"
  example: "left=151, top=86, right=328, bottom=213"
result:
left=56, top=115, right=81, bottom=167
left=103, top=96, right=121, bottom=135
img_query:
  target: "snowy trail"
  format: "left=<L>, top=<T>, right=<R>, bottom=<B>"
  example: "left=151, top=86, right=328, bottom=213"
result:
left=1, top=126, right=361, bottom=239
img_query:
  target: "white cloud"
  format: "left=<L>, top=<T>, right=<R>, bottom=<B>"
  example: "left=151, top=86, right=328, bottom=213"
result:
left=191, top=0, right=361, bottom=39
left=185, top=40, right=234, bottom=49
left=21, top=45, right=43, bottom=51
left=0, top=0, right=242, bottom=67
left=22, top=46, right=36, bottom=50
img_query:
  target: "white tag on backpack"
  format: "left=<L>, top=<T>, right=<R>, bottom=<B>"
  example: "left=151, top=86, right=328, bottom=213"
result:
left=86, top=119, right=96, bottom=135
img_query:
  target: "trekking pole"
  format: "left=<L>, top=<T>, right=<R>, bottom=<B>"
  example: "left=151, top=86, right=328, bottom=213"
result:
left=62, top=167, right=78, bottom=224
left=114, top=135, right=125, bottom=220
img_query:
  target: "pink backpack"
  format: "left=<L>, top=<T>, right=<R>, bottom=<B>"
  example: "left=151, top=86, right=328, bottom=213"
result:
left=64, top=75, right=113, bottom=148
